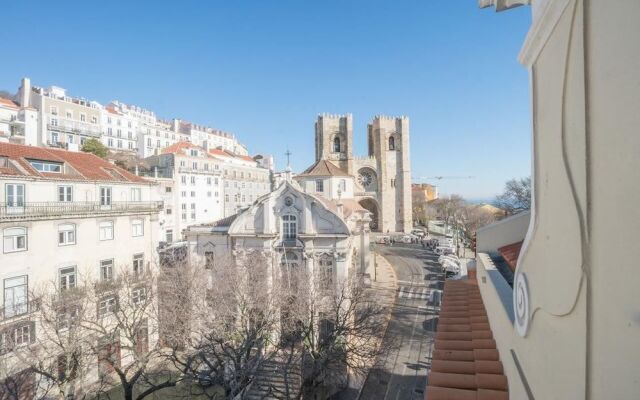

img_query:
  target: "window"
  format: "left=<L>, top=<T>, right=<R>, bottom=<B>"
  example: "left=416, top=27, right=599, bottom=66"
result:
left=6, top=183, right=25, bottom=210
left=99, top=221, right=114, bottom=241
left=117, top=140, right=122, bottom=148
left=224, top=181, right=229, bottom=188
left=100, top=187, right=112, bottom=206
left=135, top=322, right=149, bottom=354
left=97, top=297, right=117, bottom=317
left=282, top=215, right=297, bottom=240
left=59, top=267, right=76, bottom=291
left=318, top=257, right=335, bottom=290
left=132, top=219, right=144, bottom=237
left=190, top=176, right=196, bottom=185
left=333, top=136, right=341, bottom=152
left=181, top=176, right=187, bottom=184
left=204, top=163, right=209, bottom=171
left=207, top=177, right=212, bottom=185
left=147, top=138, right=151, bottom=147
left=181, top=203, right=187, bottom=210
left=166, top=229, right=173, bottom=243
left=192, top=162, right=198, bottom=170
left=156, top=140, right=160, bottom=147
left=225, top=194, right=229, bottom=202
left=4, top=227, right=27, bottom=252
left=340, top=179, right=347, bottom=192
left=3, top=276, right=28, bottom=318
left=13, top=324, right=32, bottom=347
left=56, top=186, right=73, bottom=202
left=50, top=106, right=58, bottom=115
left=181, top=191, right=186, bottom=197
left=166, top=208, right=172, bottom=215
left=190, top=203, right=196, bottom=210
left=204, top=251, right=215, bottom=269
left=391, top=179, right=396, bottom=188
left=80, top=114, right=86, bottom=122
left=388, top=136, right=396, bottom=150
left=180, top=160, right=186, bottom=167
left=108, top=138, right=114, bottom=147
left=242, top=195, right=245, bottom=202
left=214, top=177, right=219, bottom=185
left=58, top=223, right=76, bottom=245
left=133, top=254, right=144, bottom=276
left=29, top=160, right=62, bottom=172
left=65, top=111, right=72, bottom=119
left=215, top=191, right=219, bottom=197
left=190, top=191, right=195, bottom=197
left=165, top=186, right=172, bottom=193
left=181, top=213, right=187, bottom=221
left=190, top=212, right=196, bottom=219
left=92, top=116, right=98, bottom=124
left=100, top=259, right=114, bottom=281
left=131, top=188, right=141, bottom=202
left=132, top=287, right=147, bottom=306
left=207, top=191, right=212, bottom=197
left=315, top=179, right=324, bottom=192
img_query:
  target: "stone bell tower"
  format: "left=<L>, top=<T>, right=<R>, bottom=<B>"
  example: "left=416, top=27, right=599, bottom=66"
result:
left=314, top=113, right=353, bottom=174
left=368, top=115, right=412, bottom=233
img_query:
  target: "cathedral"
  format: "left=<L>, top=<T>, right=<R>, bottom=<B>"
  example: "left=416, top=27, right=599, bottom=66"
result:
left=309, top=113, right=413, bottom=233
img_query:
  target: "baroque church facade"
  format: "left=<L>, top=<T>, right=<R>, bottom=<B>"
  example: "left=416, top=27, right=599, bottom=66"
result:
left=314, top=114, right=412, bottom=233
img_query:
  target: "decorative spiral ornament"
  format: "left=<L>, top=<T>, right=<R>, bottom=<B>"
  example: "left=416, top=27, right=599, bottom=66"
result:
left=514, top=272, right=530, bottom=337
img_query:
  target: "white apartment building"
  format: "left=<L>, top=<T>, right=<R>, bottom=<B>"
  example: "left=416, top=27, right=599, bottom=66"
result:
left=144, top=142, right=225, bottom=243
left=17, top=78, right=102, bottom=150
left=101, top=105, right=138, bottom=154
left=209, top=148, right=272, bottom=217
left=0, top=142, right=161, bottom=392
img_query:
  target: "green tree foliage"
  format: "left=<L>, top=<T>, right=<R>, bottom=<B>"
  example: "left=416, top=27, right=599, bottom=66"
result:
left=81, top=138, right=109, bottom=159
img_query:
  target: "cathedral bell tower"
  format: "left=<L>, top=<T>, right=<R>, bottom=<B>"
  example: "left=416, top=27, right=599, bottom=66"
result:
left=314, top=113, right=353, bottom=174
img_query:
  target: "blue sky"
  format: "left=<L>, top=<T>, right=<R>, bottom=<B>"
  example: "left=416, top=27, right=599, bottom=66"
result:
left=0, top=1, right=531, bottom=199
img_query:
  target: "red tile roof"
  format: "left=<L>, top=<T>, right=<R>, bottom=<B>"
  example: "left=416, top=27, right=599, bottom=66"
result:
left=425, top=279, right=508, bottom=400
left=0, top=142, right=149, bottom=183
left=208, top=148, right=256, bottom=163
left=161, top=141, right=202, bottom=155
left=498, top=241, right=523, bottom=273
left=0, top=97, right=19, bottom=109
left=298, top=159, right=350, bottom=177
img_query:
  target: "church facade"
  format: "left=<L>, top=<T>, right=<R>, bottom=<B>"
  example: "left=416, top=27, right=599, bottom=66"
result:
left=313, top=114, right=412, bottom=233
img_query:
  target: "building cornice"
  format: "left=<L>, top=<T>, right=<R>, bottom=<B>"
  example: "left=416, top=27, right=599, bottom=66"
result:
left=518, top=0, right=572, bottom=66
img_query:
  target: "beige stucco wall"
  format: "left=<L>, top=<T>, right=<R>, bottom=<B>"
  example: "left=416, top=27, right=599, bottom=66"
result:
left=481, top=0, right=640, bottom=398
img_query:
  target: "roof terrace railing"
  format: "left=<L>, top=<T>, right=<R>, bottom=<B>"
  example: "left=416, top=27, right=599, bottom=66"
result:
left=0, top=201, right=163, bottom=220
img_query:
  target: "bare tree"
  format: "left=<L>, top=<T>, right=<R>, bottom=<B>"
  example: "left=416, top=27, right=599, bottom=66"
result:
left=166, top=251, right=288, bottom=399
left=460, top=205, right=497, bottom=240
left=432, top=195, right=465, bottom=232
left=78, top=268, right=179, bottom=400
left=494, top=176, right=531, bottom=215
left=290, top=274, right=390, bottom=399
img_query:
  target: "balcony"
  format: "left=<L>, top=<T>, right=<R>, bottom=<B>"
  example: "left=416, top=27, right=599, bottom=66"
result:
left=0, top=201, right=163, bottom=221
left=47, top=122, right=101, bottom=138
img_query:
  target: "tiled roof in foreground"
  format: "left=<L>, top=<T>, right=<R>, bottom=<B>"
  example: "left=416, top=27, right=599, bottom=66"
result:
left=298, top=159, right=350, bottom=177
left=498, top=241, right=523, bottom=273
left=426, top=279, right=508, bottom=400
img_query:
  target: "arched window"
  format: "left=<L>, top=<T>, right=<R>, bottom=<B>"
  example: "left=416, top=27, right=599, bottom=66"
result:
left=333, top=136, right=341, bottom=153
left=318, top=256, right=335, bottom=290
left=388, top=136, right=396, bottom=151
left=282, top=215, right=297, bottom=240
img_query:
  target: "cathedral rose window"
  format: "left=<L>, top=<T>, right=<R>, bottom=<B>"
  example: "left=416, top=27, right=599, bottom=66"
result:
left=358, top=171, right=373, bottom=188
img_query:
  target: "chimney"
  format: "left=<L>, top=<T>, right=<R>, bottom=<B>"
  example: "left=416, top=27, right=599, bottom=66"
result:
left=20, top=77, right=31, bottom=107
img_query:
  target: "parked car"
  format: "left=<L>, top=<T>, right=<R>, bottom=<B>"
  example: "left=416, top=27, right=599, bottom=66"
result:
left=442, top=259, right=461, bottom=274
left=375, top=235, right=390, bottom=244
left=439, top=254, right=460, bottom=265
left=411, top=229, right=426, bottom=238
left=435, top=246, right=455, bottom=255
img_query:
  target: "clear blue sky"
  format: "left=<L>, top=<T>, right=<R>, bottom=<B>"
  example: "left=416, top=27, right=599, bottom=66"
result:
left=1, top=1, right=531, bottom=200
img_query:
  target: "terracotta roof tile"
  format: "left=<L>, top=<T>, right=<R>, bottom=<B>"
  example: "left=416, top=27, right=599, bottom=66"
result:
left=498, top=241, right=523, bottom=272
left=0, top=142, right=149, bottom=184
left=425, top=279, right=508, bottom=400
left=0, top=97, right=19, bottom=109
left=299, top=159, right=350, bottom=177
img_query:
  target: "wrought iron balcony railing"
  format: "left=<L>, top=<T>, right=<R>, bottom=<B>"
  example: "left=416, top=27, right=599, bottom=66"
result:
left=0, top=201, right=163, bottom=220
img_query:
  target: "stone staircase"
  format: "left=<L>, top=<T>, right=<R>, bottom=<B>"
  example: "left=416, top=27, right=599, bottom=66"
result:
left=245, top=354, right=302, bottom=400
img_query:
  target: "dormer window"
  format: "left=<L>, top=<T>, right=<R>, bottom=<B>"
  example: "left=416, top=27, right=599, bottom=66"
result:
left=29, top=159, right=62, bottom=173
left=333, top=136, right=341, bottom=153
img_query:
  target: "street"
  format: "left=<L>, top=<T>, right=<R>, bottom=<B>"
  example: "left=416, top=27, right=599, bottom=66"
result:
left=359, top=243, right=444, bottom=400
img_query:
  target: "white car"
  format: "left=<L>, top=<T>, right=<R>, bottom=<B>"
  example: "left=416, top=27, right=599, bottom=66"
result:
left=439, top=255, right=460, bottom=265
left=411, top=229, right=426, bottom=238
left=442, top=260, right=460, bottom=273
left=435, top=246, right=455, bottom=255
